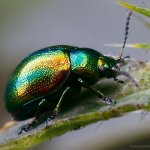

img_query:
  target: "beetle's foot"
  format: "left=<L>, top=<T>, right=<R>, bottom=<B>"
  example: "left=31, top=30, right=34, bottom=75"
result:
left=18, top=125, right=30, bottom=134
left=18, top=122, right=36, bottom=134
left=45, top=117, right=53, bottom=128
left=45, top=110, right=58, bottom=128
left=114, top=77, right=124, bottom=84
left=102, top=96, right=116, bottom=105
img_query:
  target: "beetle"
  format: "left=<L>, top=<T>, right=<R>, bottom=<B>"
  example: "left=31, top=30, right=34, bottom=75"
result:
left=5, top=11, right=137, bottom=134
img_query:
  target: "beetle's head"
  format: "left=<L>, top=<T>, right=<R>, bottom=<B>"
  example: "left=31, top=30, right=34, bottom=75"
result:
left=98, top=56, right=138, bottom=87
left=98, top=56, right=120, bottom=78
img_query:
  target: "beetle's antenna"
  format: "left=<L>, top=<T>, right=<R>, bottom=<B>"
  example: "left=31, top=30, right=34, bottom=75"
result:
left=118, top=10, right=132, bottom=60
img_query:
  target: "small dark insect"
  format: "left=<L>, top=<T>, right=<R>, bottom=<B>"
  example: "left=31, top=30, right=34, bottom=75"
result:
left=5, top=11, right=137, bottom=134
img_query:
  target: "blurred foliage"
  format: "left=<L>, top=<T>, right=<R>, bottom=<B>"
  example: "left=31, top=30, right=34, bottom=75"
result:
left=125, top=43, right=150, bottom=50
left=116, top=0, right=150, bottom=17
left=116, top=0, right=150, bottom=51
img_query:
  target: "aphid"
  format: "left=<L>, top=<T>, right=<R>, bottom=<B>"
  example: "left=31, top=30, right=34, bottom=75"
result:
left=5, top=11, right=137, bottom=134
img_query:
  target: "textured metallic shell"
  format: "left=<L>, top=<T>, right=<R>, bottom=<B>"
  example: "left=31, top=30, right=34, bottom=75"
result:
left=70, top=48, right=103, bottom=80
left=5, top=45, right=74, bottom=112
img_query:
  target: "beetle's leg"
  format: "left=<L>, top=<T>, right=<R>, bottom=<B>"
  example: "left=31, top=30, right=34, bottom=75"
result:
left=18, top=120, right=36, bottom=134
left=51, top=87, right=71, bottom=117
left=45, top=86, right=76, bottom=127
left=19, top=99, right=48, bottom=134
left=77, top=78, right=116, bottom=104
left=35, top=99, right=48, bottom=119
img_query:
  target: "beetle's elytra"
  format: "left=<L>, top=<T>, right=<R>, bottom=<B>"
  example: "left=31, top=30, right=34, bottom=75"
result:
left=5, top=11, right=136, bottom=134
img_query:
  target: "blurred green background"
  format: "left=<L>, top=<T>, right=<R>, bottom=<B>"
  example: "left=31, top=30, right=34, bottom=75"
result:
left=0, top=0, right=150, bottom=149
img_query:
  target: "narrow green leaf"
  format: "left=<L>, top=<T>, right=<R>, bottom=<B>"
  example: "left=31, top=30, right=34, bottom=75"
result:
left=115, top=0, right=150, bottom=17
left=105, top=43, right=150, bottom=50
left=126, top=43, right=150, bottom=49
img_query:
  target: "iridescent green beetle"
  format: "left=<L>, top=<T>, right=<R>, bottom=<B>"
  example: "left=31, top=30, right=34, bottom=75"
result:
left=5, top=11, right=137, bottom=133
